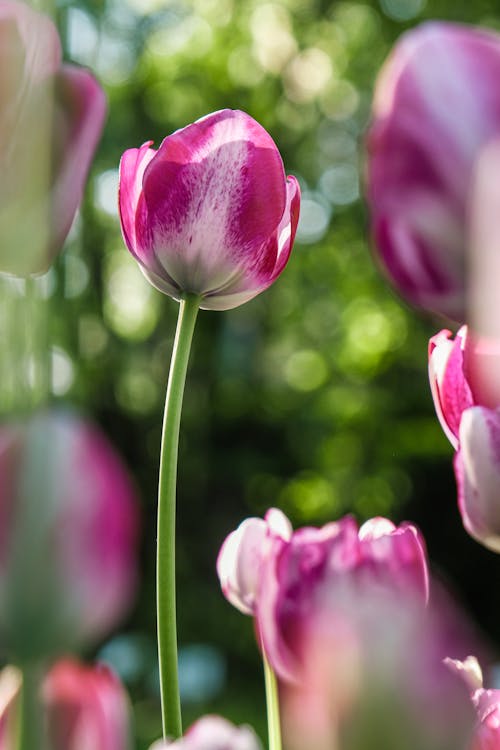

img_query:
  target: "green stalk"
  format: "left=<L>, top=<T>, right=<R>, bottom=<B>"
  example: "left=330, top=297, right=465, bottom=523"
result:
left=157, top=293, right=200, bottom=740
left=16, top=665, right=43, bottom=750
left=263, top=650, right=283, bottom=750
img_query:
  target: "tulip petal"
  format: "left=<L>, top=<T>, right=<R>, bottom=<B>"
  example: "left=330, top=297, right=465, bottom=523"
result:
left=429, top=327, right=473, bottom=449
left=50, top=65, right=107, bottom=262
left=138, top=109, right=287, bottom=295
left=455, top=406, right=500, bottom=552
left=118, top=142, right=157, bottom=260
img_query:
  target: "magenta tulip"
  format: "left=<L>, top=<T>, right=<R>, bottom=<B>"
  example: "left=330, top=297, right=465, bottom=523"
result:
left=445, top=657, right=500, bottom=750
left=0, top=411, right=138, bottom=661
left=366, top=22, right=500, bottom=321
left=0, top=0, right=106, bottom=276
left=217, top=510, right=428, bottom=682
left=149, top=716, right=262, bottom=750
left=429, top=326, right=500, bottom=551
left=118, top=109, right=300, bottom=311
left=0, top=660, right=131, bottom=750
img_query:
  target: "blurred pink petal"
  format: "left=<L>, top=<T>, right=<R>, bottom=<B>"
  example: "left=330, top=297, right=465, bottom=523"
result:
left=149, top=715, right=262, bottom=750
left=0, top=411, right=139, bottom=661
left=119, top=109, right=300, bottom=311
left=455, top=407, right=500, bottom=553
left=367, top=22, right=500, bottom=320
left=0, top=1, right=105, bottom=276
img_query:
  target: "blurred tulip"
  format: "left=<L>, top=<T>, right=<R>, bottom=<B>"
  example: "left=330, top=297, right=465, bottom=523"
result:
left=429, top=327, right=500, bottom=551
left=0, top=0, right=106, bottom=276
left=366, top=22, right=500, bottom=321
left=0, top=411, right=138, bottom=662
left=118, top=109, right=300, bottom=311
left=218, top=510, right=428, bottom=682
left=149, top=716, right=262, bottom=750
left=445, top=656, right=500, bottom=750
left=0, top=659, right=131, bottom=750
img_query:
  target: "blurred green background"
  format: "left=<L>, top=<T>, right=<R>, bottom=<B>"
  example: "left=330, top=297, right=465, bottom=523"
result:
left=5, top=0, right=500, bottom=746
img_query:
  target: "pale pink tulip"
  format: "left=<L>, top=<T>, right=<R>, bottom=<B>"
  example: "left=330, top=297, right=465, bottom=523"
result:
left=429, top=327, right=500, bottom=551
left=445, top=656, right=500, bottom=750
left=0, top=1, right=106, bottom=276
left=149, top=715, right=262, bottom=750
left=367, top=22, right=500, bottom=321
left=0, top=411, right=138, bottom=661
left=119, top=109, right=300, bottom=311
left=0, top=660, right=131, bottom=750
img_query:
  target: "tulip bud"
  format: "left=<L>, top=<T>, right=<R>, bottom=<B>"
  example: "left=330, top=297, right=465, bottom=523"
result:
left=366, top=22, right=500, bottom=321
left=0, top=411, right=138, bottom=662
left=118, top=109, right=300, bottom=311
left=0, top=659, right=132, bottom=750
left=148, top=715, right=262, bottom=750
left=0, top=1, right=106, bottom=276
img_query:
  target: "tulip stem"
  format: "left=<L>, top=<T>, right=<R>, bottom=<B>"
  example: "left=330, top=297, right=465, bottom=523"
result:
left=16, top=665, right=43, bottom=750
left=157, top=293, right=200, bottom=740
left=263, top=650, right=282, bottom=750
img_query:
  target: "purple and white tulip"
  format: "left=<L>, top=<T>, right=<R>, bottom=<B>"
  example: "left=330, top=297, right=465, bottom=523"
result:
left=0, top=0, right=106, bottom=276
left=366, top=22, right=500, bottom=321
left=149, top=716, right=262, bottom=750
left=429, top=327, right=500, bottom=551
left=119, top=109, right=300, bottom=311
left=445, top=656, right=500, bottom=750
left=217, top=510, right=428, bottom=682
left=0, top=411, right=138, bottom=661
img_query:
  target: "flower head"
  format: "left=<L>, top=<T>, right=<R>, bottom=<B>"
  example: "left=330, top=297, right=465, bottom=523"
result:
left=149, top=716, right=262, bottom=750
left=0, top=411, right=139, bottom=661
left=0, top=0, right=106, bottom=276
left=119, top=109, right=300, bottom=311
left=366, top=22, right=500, bottom=321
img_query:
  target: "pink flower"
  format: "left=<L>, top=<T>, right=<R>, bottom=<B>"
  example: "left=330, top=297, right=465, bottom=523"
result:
left=0, top=659, right=131, bottom=750
left=366, top=22, right=500, bottom=321
left=118, top=109, right=300, bottom=311
left=0, top=1, right=106, bottom=276
left=217, top=510, right=428, bottom=682
left=0, top=411, right=138, bottom=661
left=445, top=657, right=500, bottom=750
left=149, top=716, right=262, bottom=750
left=429, top=327, right=500, bottom=551
left=43, top=660, right=131, bottom=750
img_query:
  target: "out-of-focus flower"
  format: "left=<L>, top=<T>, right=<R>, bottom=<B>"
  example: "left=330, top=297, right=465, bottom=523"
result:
left=0, top=1, right=106, bottom=276
left=429, top=327, right=500, bottom=551
left=445, top=656, right=500, bottom=750
left=148, top=715, right=262, bottom=750
left=217, top=510, right=428, bottom=681
left=118, top=109, right=300, bottom=311
left=0, top=411, right=138, bottom=662
left=366, top=22, right=500, bottom=321
left=0, top=659, right=131, bottom=750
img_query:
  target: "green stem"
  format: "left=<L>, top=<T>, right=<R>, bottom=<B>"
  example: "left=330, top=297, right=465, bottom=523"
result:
left=16, top=665, right=43, bottom=750
left=157, top=293, right=200, bottom=740
left=263, top=650, right=283, bottom=750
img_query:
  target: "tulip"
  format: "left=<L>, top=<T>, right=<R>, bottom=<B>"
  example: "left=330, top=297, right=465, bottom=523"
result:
left=366, top=22, right=500, bottom=321
left=0, top=0, right=106, bottom=276
left=118, top=109, right=300, bottom=311
left=0, top=659, right=131, bottom=750
left=444, top=656, right=500, bottom=750
left=429, top=326, right=500, bottom=551
left=0, top=410, right=138, bottom=662
left=217, top=510, right=429, bottom=682
left=149, top=716, right=263, bottom=750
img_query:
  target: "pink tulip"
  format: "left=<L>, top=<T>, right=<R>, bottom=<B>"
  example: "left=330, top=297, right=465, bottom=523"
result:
left=118, top=109, right=300, bottom=311
left=0, top=659, right=131, bottom=750
left=429, top=326, right=500, bottom=551
left=445, top=657, right=500, bottom=750
left=217, top=510, right=428, bottom=682
left=0, top=411, right=138, bottom=661
left=149, top=716, right=262, bottom=750
left=0, top=0, right=106, bottom=276
left=366, top=22, right=500, bottom=321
